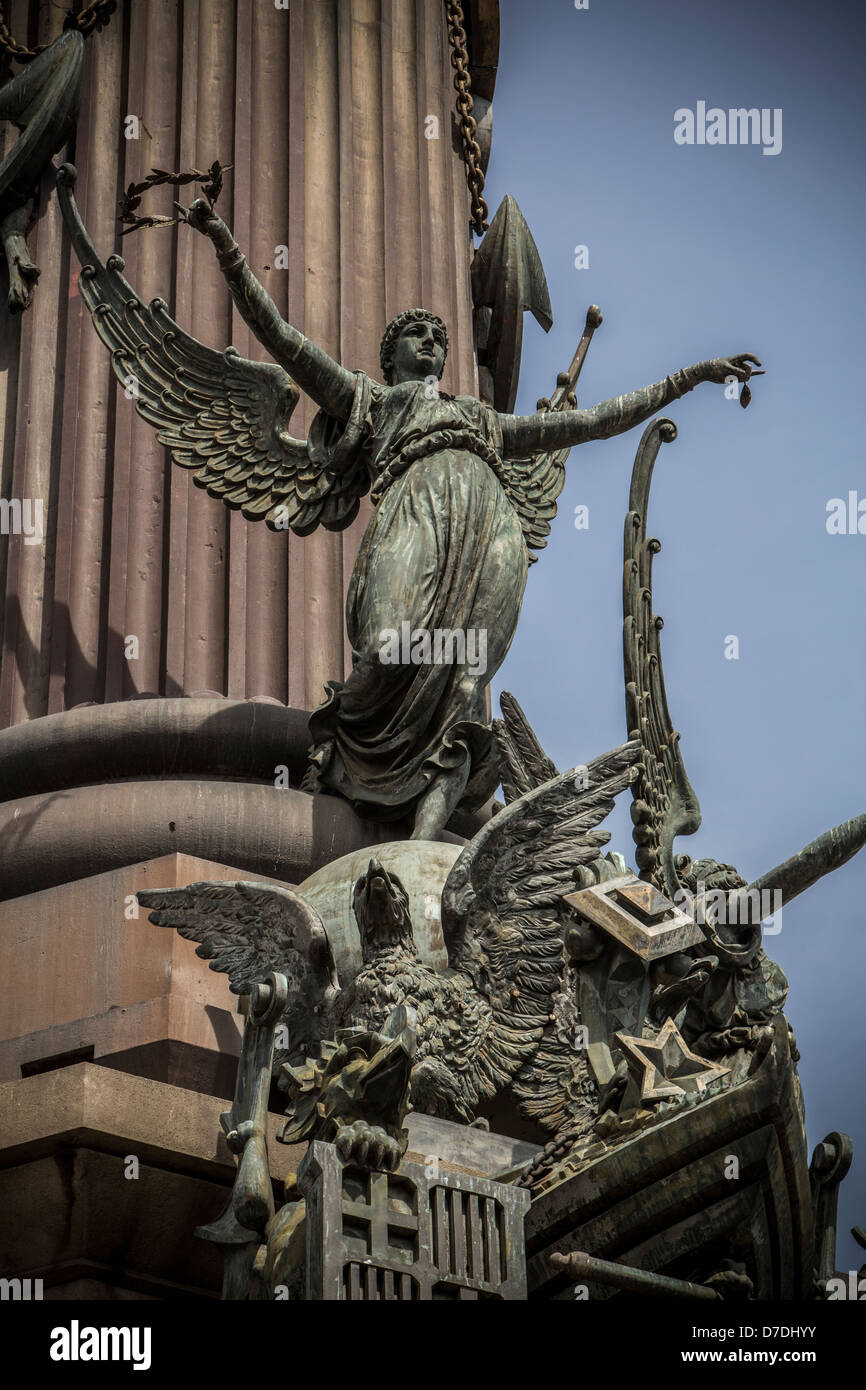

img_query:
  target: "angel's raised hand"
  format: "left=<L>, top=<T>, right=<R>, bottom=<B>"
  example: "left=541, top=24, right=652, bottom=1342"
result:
left=174, top=196, right=217, bottom=235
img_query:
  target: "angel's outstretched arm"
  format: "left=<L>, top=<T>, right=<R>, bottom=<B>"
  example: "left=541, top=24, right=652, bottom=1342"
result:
left=498, top=354, right=761, bottom=458
left=181, top=198, right=356, bottom=420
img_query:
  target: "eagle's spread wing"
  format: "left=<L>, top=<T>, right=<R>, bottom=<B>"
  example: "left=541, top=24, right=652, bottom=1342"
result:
left=492, top=690, right=559, bottom=804
left=441, top=742, right=642, bottom=1132
left=56, top=164, right=370, bottom=536
left=137, top=881, right=341, bottom=1052
left=624, top=418, right=701, bottom=897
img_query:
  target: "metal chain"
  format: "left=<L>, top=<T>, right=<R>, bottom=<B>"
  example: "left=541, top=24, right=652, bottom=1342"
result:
left=444, top=0, right=489, bottom=236
left=0, top=0, right=116, bottom=63
left=4, top=2, right=483, bottom=231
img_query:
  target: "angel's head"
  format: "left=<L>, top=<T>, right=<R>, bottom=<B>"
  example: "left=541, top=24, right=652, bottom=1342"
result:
left=380, top=309, right=448, bottom=386
left=352, top=859, right=415, bottom=959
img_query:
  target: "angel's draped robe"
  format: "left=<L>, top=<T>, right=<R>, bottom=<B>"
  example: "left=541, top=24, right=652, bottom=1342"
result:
left=304, top=374, right=528, bottom=824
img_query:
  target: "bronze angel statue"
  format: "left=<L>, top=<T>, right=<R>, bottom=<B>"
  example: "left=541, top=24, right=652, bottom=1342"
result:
left=135, top=412, right=865, bottom=1304
left=58, top=163, right=760, bottom=839
left=136, top=414, right=866, bottom=1178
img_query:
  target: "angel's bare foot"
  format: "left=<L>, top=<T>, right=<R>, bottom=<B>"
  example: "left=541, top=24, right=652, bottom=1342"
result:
left=411, top=762, right=471, bottom=840
left=2, top=209, right=40, bottom=314
left=6, top=251, right=40, bottom=314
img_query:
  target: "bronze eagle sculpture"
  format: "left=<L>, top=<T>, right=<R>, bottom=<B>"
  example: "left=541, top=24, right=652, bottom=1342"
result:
left=139, top=741, right=642, bottom=1140
left=138, top=417, right=866, bottom=1155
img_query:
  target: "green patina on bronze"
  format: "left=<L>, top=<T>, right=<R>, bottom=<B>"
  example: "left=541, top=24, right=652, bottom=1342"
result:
left=57, top=170, right=760, bottom=838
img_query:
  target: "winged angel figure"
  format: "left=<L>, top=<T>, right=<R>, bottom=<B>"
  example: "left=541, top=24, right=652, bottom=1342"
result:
left=138, top=418, right=866, bottom=1182
left=58, top=165, right=760, bottom=839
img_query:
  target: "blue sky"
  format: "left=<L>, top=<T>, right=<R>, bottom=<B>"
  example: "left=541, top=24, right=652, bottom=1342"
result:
left=487, top=0, right=866, bottom=1268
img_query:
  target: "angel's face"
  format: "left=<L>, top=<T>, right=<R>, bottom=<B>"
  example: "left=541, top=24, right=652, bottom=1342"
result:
left=391, top=320, right=445, bottom=385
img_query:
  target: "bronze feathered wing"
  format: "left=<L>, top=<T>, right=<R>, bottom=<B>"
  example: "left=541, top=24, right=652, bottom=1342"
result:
left=495, top=450, right=566, bottom=563
left=136, top=881, right=341, bottom=1054
left=56, top=164, right=370, bottom=535
left=624, top=418, right=701, bottom=898
left=491, top=690, right=559, bottom=804
left=441, top=742, right=642, bottom=1133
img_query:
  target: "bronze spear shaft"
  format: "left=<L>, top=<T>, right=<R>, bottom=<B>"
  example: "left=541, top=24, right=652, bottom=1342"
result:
left=548, top=304, right=604, bottom=412
left=550, top=1249, right=721, bottom=1300
left=745, top=812, right=866, bottom=913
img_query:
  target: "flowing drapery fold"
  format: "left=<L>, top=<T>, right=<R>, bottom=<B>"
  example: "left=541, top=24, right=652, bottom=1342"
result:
left=304, top=377, right=528, bottom=821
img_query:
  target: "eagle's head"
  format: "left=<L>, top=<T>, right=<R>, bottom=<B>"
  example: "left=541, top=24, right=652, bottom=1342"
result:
left=352, top=860, right=416, bottom=961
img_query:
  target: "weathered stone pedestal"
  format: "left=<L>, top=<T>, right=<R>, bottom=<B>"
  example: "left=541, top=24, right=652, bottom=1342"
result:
left=0, top=1061, right=536, bottom=1300
left=0, top=834, right=503, bottom=1298
left=0, top=854, right=256, bottom=1098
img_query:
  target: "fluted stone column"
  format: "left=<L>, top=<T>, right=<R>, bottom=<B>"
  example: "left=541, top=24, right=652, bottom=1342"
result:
left=0, top=0, right=500, bottom=1299
left=0, top=0, right=498, bottom=896
left=0, top=0, right=491, bottom=724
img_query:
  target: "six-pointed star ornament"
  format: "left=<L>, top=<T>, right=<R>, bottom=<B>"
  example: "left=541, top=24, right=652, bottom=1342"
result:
left=614, top=1017, right=729, bottom=1110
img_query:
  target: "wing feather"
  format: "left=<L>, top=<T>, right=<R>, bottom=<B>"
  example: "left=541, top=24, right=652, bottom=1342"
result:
left=494, top=450, right=566, bottom=561
left=57, top=165, right=369, bottom=535
left=137, top=881, right=341, bottom=1050
left=492, top=691, right=558, bottom=803
left=441, top=742, right=642, bottom=1130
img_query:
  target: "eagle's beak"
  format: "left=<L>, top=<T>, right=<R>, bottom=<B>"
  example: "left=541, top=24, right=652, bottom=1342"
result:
left=354, top=1031, right=416, bottom=1118
left=366, top=859, right=395, bottom=897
